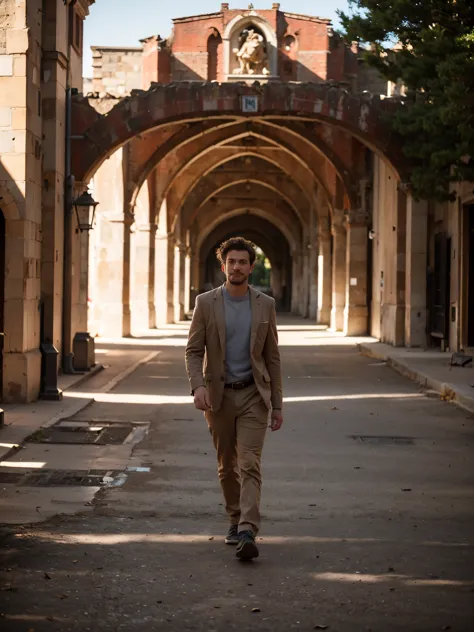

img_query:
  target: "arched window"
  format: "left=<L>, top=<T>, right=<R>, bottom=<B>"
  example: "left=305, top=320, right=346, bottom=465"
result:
left=207, top=31, right=222, bottom=81
left=281, top=34, right=297, bottom=80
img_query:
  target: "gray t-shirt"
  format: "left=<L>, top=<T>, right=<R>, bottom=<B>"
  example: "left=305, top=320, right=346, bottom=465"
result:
left=222, top=286, right=253, bottom=383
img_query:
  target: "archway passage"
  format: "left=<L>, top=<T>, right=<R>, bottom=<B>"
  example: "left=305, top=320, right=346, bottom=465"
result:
left=199, top=215, right=292, bottom=313
left=82, top=81, right=406, bottom=339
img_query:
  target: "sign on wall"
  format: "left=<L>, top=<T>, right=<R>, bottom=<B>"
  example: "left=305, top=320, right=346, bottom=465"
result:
left=241, top=95, right=259, bottom=113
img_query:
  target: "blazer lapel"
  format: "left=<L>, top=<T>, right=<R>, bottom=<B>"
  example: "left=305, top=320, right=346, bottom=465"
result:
left=213, top=286, right=226, bottom=354
left=250, top=286, right=262, bottom=350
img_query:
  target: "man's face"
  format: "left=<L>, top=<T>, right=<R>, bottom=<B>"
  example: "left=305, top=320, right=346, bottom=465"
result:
left=222, top=249, right=254, bottom=286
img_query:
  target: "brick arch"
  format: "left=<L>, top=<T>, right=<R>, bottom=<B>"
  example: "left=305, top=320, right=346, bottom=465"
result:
left=198, top=149, right=314, bottom=201
left=183, top=178, right=305, bottom=233
left=199, top=218, right=289, bottom=270
left=72, top=82, right=403, bottom=185
left=172, top=151, right=313, bottom=234
left=129, top=120, right=341, bottom=214
left=195, top=205, right=298, bottom=255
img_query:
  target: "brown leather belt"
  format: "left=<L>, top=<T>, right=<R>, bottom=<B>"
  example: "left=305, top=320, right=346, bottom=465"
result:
left=224, top=377, right=255, bottom=390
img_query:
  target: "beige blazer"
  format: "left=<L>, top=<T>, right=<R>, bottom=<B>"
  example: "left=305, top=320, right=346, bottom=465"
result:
left=185, top=285, right=283, bottom=412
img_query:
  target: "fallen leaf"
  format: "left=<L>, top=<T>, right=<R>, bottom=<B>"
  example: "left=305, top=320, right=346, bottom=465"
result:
left=314, top=626, right=329, bottom=630
left=45, top=616, right=54, bottom=621
left=44, top=573, right=52, bottom=580
left=208, top=536, right=214, bottom=541
left=401, top=488, right=412, bottom=492
left=252, top=608, right=261, bottom=613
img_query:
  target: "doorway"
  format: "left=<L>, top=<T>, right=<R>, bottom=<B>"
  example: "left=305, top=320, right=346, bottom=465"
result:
left=467, top=205, right=474, bottom=347
left=429, top=232, right=451, bottom=348
left=0, top=209, right=5, bottom=400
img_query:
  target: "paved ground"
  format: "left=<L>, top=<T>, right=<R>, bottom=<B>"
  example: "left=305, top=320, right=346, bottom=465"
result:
left=1, top=317, right=473, bottom=631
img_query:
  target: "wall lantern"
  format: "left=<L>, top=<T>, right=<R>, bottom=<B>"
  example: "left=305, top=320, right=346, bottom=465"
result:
left=73, top=190, right=99, bottom=232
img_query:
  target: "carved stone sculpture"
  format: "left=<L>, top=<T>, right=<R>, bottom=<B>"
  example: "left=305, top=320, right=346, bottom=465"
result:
left=233, top=29, right=270, bottom=76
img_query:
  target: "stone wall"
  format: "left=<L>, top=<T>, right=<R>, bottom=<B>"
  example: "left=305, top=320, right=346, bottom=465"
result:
left=91, top=46, right=142, bottom=96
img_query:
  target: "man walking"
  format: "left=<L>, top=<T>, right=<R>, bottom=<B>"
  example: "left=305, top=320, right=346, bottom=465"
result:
left=185, top=237, right=283, bottom=560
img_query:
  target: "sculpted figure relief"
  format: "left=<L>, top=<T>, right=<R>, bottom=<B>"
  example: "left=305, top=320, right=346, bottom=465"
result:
left=233, top=29, right=270, bottom=76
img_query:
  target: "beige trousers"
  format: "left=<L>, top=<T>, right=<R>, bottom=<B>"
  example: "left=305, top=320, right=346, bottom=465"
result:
left=205, top=383, right=268, bottom=534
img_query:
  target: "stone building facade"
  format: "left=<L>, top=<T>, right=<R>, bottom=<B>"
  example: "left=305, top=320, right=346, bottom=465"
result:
left=1, top=2, right=473, bottom=405
left=0, top=0, right=95, bottom=403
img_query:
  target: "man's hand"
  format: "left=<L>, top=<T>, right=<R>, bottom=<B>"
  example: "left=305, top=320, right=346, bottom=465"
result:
left=194, top=386, right=211, bottom=412
left=270, top=408, right=283, bottom=431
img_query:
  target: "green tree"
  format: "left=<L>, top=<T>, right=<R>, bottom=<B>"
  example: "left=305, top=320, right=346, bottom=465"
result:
left=250, top=248, right=271, bottom=287
left=339, top=0, right=474, bottom=201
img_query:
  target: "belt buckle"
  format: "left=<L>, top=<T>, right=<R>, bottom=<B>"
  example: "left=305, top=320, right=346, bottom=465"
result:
left=234, top=381, right=244, bottom=389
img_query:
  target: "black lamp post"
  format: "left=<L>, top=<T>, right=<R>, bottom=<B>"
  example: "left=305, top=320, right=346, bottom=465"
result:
left=73, top=190, right=99, bottom=232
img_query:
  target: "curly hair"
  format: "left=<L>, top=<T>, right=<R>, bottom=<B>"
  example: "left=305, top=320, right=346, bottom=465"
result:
left=216, top=237, right=256, bottom=266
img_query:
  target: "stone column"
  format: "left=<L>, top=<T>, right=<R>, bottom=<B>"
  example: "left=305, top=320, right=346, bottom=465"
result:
left=291, top=252, right=301, bottom=314
left=148, top=223, right=157, bottom=328
left=167, top=233, right=176, bottom=323
left=1, top=4, right=42, bottom=401
left=343, top=210, right=369, bottom=336
left=331, top=221, right=346, bottom=331
left=300, top=249, right=310, bottom=318
left=271, top=264, right=283, bottom=310
left=184, top=247, right=191, bottom=315
left=41, top=49, right=67, bottom=354
left=154, top=200, right=169, bottom=327
left=317, top=232, right=332, bottom=325
left=405, top=195, right=428, bottom=346
left=173, top=242, right=186, bottom=323
left=130, top=222, right=152, bottom=335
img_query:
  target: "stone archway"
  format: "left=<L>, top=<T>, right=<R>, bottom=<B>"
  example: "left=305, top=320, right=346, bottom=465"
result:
left=198, top=214, right=293, bottom=312
left=71, top=83, right=404, bottom=185
left=79, top=82, right=405, bottom=337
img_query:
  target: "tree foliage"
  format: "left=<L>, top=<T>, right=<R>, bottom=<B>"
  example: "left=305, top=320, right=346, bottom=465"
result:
left=339, top=0, right=474, bottom=201
left=250, top=248, right=271, bottom=287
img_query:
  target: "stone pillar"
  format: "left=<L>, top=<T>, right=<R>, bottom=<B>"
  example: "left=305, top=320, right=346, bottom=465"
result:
left=184, top=248, right=191, bottom=315
left=405, top=195, right=428, bottom=346
left=331, top=222, right=346, bottom=331
left=148, top=223, right=157, bottom=328
left=308, top=242, right=318, bottom=320
left=154, top=200, right=169, bottom=327
left=271, top=264, right=283, bottom=310
left=344, top=210, right=369, bottom=336
left=173, top=242, right=186, bottom=322
left=167, top=233, right=175, bottom=323
left=300, top=249, right=310, bottom=318
left=41, top=43, right=67, bottom=353
left=130, top=221, right=152, bottom=335
left=317, top=233, right=332, bottom=325
left=291, top=252, right=301, bottom=314
left=0, top=4, right=42, bottom=401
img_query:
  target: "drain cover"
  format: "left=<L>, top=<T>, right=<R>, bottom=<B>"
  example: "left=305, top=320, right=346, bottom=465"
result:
left=0, top=469, right=121, bottom=487
left=27, top=421, right=134, bottom=445
left=350, top=435, right=415, bottom=445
